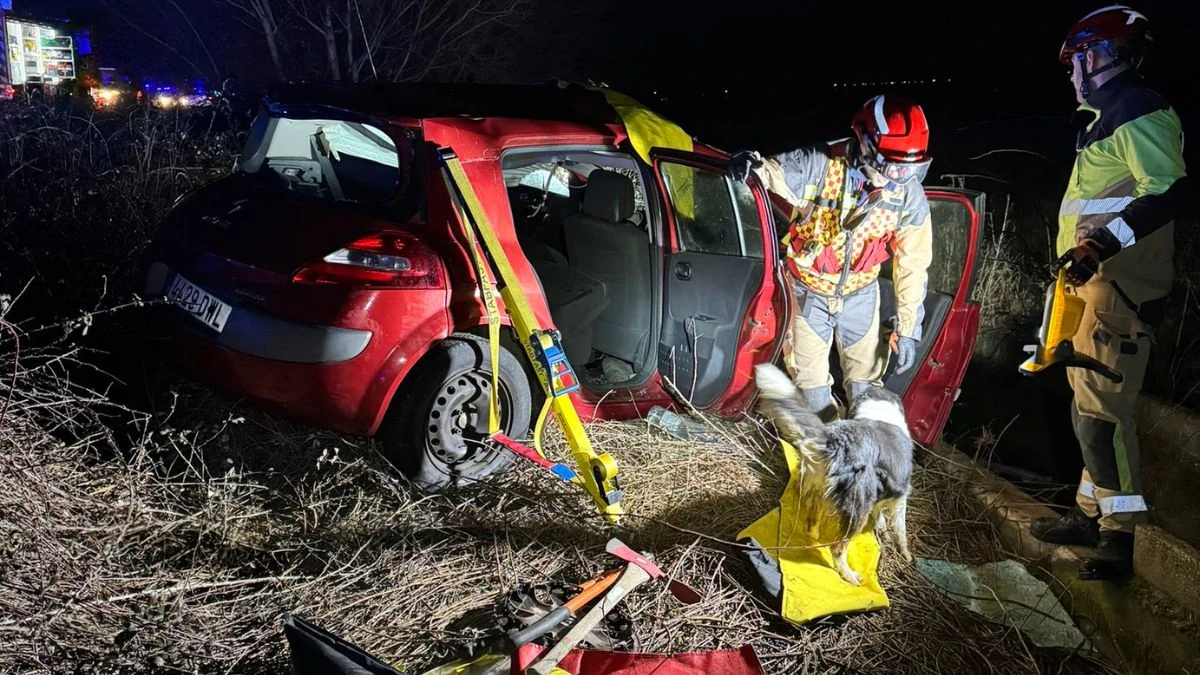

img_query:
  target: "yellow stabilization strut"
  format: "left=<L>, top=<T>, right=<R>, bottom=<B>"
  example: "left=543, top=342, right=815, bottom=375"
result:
left=437, top=148, right=624, bottom=523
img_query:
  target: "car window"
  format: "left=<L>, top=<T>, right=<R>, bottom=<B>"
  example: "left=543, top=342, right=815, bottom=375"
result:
left=516, top=167, right=571, bottom=197
left=235, top=114, right=422, bottom=221
left=927, top=198, right=971, bottom=297
left=658, top=161, right=765, bottom=258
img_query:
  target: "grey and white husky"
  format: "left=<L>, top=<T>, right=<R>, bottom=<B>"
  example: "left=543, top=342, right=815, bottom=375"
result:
left=754, top=363, right=915, bottom=585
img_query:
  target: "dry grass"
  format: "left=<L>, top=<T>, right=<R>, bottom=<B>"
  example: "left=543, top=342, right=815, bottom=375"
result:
left=0, top=99, right=1131, bottom=674
left=0, top=315, right=1119, bottom=675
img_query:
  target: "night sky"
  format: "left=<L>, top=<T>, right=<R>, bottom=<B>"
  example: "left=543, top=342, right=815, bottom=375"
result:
left=14, top=1, right=1197, bottom=89
left=9, top=0, right=1197, bottom=148
left=608, top=1, right=1195, bottom=93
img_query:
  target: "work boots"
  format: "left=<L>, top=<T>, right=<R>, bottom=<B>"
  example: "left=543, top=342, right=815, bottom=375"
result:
left=1031, top=509, right=1134, bottom=581
left=1079, top=531, right=1135, bottom=581
left=1030, top=507, right=1100, bottom=547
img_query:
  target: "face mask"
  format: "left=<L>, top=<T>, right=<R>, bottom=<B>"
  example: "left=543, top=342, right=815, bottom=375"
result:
left=881, top=158, right=932, bottom=185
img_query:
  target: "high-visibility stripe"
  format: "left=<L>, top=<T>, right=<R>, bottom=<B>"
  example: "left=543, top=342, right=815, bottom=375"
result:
left=1099, top=494, right=1148, bottom=515
left=1077, top=479, right=1096, bottom=499
left=873, top=95, right=889, bottom=134
left=1106, top=216, right=1137, bottom=247
left=1058, top=196, right=1134, bottom=217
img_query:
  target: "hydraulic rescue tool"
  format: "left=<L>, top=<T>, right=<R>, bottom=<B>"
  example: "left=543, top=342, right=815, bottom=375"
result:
left=1019, top=254, right=1123, bottom=383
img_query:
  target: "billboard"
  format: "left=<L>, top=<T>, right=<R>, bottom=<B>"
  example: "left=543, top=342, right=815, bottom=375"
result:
left=5, top=16, right=75, bottom=86
left=0, top=6, right=8, bottom=91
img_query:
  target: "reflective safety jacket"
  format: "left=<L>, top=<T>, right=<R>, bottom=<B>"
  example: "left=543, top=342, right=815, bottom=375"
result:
left=1058, top=70, right=1188, bottom=305
left=752, top=140, right=934, bottom=339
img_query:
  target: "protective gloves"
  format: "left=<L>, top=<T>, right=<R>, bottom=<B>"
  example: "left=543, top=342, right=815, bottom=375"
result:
left=1061, top=226, right=1122, bottom=286
left=890, top=333, right=918, bottom=375
left=727, top=149, right=763, bottom=183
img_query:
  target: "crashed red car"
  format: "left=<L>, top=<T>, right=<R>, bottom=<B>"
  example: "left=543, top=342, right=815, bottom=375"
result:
left=140, top=82, right=984, bottom=490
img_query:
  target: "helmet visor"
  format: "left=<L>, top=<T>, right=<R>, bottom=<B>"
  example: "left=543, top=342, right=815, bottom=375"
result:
left=883, top=158, right=932, bottom=185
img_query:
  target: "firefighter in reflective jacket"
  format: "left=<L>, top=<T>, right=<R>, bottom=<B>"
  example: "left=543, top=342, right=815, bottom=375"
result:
left=1030, top=5, right=1190, bottom=580
left=729, top=95, right=935, bottom=420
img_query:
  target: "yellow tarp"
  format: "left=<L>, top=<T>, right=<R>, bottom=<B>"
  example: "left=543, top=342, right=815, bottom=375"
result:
left=559, top=81, right=696, bottom=222
left=589, top=86, right=693, bottom=160
left=737, top=440, right=889, bottom=624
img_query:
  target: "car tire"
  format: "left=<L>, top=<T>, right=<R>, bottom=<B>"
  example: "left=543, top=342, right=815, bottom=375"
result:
left=379, top=334, right=532, bottom=493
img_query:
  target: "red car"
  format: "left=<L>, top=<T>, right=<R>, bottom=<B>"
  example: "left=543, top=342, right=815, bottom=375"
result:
left=140, top=82, right=985, bottom=490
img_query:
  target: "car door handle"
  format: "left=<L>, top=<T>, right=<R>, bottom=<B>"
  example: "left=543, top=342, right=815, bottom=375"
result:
left=675, top=262, right=692, bottom=280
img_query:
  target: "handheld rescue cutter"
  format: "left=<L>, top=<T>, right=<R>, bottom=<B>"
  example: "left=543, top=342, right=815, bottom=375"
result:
left=1018, top=254, right=1123, bottom=383
left=436, top=148, right=624, bottom=523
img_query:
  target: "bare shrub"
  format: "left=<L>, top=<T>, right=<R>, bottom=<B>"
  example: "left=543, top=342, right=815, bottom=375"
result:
left=0, top=101, right=241, bottom=317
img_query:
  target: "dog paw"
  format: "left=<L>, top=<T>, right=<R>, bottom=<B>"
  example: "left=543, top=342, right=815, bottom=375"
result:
left=839, top=569, right=863, bottom=586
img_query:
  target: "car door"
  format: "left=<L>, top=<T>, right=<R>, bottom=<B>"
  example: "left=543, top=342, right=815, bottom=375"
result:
left=649, top=149, right=788, bottom=413
left=873, top=187, right=986, bottom=446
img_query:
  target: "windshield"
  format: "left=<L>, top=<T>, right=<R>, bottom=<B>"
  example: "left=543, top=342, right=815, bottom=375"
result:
left=236, top=112, right=423, bottom=222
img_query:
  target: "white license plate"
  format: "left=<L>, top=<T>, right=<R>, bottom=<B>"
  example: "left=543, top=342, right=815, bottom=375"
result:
left=165, top=273, right=232, bottom=333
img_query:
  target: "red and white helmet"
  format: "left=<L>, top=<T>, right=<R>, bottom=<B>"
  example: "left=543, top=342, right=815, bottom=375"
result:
left=850, top=95, right=931, bottom=185
left=1059, top=5, right=1153, bottom=68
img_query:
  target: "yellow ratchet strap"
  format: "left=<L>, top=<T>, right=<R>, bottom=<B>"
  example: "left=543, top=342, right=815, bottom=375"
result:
left=437, top=148, right=624, bottom=523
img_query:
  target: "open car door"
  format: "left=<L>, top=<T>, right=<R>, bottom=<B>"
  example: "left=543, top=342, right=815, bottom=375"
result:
left=650, top=149, right=787, bottom=413
left=874, top=187, right=986, bottom=446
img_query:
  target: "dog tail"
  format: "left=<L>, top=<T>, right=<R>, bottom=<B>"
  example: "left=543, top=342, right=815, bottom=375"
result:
left=754, top=364, right=828, bottom=450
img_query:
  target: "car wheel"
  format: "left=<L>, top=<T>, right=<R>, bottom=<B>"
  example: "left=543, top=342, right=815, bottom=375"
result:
left=379, top=334, right=532, bottom=492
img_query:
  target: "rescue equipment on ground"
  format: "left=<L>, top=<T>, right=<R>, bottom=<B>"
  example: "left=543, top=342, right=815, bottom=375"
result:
left=281, top=539, right=749, bottom=675
left=437, top=149, right=624, bottom=522
left=1018, top=262, right=1123, bottom=383
left=737, top=440, right=890, bottom=625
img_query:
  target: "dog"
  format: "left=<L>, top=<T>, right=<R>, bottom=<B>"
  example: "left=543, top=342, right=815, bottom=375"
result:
left=753, top=363, right=914, bottom=586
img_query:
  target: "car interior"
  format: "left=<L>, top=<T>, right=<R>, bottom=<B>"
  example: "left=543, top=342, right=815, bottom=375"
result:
left=235, top=115, right=421, bottom=218
left=500, top=148, right=658, bottom=390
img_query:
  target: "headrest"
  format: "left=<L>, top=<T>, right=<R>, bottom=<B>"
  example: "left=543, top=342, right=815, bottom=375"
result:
left=581, top=170, right=636, bottom=223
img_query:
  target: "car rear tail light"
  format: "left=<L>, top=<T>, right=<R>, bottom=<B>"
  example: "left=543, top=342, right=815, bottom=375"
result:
left=292, top=232, right=444, bottom=288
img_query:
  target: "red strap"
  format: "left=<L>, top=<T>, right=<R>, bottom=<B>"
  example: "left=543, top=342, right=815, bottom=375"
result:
left=491, top=433, right=552, bottom=468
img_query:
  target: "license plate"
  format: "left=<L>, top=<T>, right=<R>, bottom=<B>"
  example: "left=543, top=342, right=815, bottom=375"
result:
left=165, top=273, right=232, bottom=333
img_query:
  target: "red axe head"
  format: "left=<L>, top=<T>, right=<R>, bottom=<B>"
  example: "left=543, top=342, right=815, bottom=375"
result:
left=605, top=538, right=702, bottom=605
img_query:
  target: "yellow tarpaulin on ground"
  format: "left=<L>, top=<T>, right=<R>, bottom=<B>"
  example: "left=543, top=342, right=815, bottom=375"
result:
left=737, top=440, right=889, bottom=624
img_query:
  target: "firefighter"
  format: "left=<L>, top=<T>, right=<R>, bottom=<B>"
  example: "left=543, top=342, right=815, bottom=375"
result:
left=729, top=95, right=935, bottom=421
left=1030, top=5, right=1190, bottom=580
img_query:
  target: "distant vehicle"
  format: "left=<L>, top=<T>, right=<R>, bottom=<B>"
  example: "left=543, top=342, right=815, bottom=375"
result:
left=140, top=82, right=985, bottom=490
left=142, top=79, right=214, bottom=109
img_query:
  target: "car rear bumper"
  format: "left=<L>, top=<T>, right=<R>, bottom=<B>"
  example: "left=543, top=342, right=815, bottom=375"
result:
left=144, top=261, right=371, bottom=364
left=155, top=323, right=381, bottom=436
left=144, top=261, right=388, bottom=435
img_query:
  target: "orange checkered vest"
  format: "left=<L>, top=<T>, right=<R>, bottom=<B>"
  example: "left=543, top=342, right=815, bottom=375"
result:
left=780, top=147, right=906, bottom=297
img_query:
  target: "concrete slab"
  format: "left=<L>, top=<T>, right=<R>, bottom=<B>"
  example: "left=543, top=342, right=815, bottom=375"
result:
left=925, top=442, right=1200, bottom=675
left=1134, top=524, right=1200, bottom=617
left=1137, top=396, right=1200, bottom=549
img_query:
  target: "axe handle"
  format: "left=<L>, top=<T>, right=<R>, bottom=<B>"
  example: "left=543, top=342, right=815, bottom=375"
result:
left=525, top=563, right=652, bottom=675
